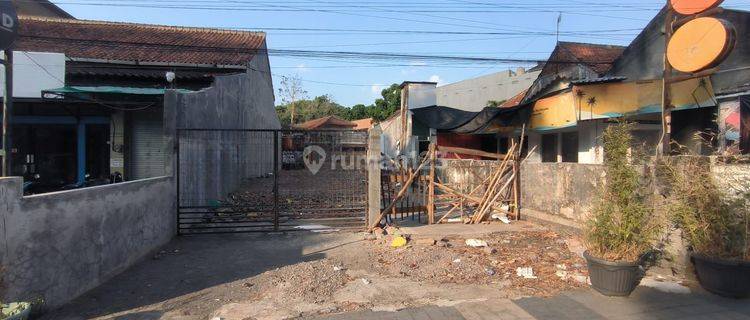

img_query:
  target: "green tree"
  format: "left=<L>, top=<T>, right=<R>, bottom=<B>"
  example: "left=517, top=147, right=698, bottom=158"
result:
left=371, top=84, right=401, bottom=121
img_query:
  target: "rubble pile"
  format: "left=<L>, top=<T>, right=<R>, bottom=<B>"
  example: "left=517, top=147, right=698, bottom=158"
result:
left=247, top=259, right=351, bottom=303
left=366, top=230, right=588, bottom=296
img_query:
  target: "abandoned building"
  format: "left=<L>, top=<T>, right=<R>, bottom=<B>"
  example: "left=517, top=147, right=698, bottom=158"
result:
left=5, top=16, right=271, bottom=192
left=382, top=8, right=750, bottom=164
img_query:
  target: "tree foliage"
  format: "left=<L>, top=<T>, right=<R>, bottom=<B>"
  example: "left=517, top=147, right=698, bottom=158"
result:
left=275, top=82, right=401, bottom=126
left=661, top=157, right=750, bottom=261
left=585, top=123, right=661, bottom=262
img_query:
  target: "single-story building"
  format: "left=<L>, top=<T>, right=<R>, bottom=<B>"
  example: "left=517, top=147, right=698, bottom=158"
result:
left=4, top=15, right=271, bottom=192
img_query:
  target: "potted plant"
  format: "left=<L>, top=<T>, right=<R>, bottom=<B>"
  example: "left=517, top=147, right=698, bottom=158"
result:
left=584, top=123, right=661, bottom=296
left=663, top=157, right=750, bottom=298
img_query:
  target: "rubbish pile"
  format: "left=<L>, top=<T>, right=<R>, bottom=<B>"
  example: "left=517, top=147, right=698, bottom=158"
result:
left=245, top=259, right=351, bottom=304
left=364, top=228, right=588, bottom=296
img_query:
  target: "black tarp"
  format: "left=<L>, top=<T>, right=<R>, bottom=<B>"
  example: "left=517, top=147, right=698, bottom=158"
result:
left=411, top=104, right=532, bottom=135
left=409, top=106, right=477, bottom=131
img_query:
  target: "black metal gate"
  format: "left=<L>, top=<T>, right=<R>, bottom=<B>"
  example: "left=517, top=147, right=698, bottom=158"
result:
left=176, top=129, right=369, bottom=234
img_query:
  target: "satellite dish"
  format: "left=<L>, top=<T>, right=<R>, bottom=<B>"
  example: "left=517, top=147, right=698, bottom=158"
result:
left=0, top=1, right=18, bottom=50
left=667, top=17, right=735, bottom=73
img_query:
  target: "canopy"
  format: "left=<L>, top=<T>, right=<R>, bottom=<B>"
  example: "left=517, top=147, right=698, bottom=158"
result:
left=411, top=104, right=531, bottom=135
left=44, top=86, right=193, bottom=96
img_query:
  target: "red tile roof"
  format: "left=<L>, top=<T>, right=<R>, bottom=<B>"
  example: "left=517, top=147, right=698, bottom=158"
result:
left=294, top=116, right=357, bottom=130
left=500, top=89, right=528, bottom=108
left=15, top=17, right=266, bottom=66
left=542, top=41, right=626, bottom=77
left=352, top=118, right=374, bottom=130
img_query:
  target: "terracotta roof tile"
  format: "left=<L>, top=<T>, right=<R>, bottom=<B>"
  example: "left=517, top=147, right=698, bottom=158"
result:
left=500, top=89, right=528, bottom=108
left=352, top=118, right=374, bottom=130
left=15, top=17, right=266, bottom=66
left=542, top=42, right=626, bottom=77
left=294, top=116, right=356, bottom=130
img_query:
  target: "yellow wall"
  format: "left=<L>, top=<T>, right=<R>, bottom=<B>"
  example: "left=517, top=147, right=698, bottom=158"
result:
left=529, top=91, right=577, bottom=131
left=572, top=77, right=715, bottom=120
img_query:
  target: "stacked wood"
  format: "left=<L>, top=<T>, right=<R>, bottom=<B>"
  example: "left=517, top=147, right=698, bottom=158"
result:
left=431, top=130, right=527, bottom=224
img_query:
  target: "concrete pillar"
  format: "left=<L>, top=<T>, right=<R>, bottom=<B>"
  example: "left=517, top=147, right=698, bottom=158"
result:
left=109, top=111, right=125, bottom=176
left=0, top=177, right=22, bottom=272
left=367, top=126, right=382, bottom=228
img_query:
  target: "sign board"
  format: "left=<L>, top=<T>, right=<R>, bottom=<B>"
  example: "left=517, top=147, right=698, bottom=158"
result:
left=667, top=17, right=735, bottom=73
left=670, top=0, right=723, bottom=15
left=0, top=0, right=17, bottom=50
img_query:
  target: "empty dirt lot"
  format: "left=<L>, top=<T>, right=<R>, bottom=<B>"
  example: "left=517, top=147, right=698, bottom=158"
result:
left=44, top=221, right=588, bottom=320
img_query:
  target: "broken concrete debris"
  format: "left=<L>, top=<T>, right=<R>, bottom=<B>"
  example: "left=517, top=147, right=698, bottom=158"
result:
left=516, top=267, right=538, bottom=279
left=465, top=239, right=488, bottom=247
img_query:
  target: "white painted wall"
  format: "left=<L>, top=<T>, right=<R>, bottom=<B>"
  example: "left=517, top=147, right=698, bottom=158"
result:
left=0, top=51, right=66, bottom=98
left=578, top=120, right=607, bottom=164
left=406, top=83, right=437, bottom=110
left=526, top=132, right=542, bottom=163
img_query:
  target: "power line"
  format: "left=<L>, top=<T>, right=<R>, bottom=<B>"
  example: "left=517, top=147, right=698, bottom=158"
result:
left=18, top=35, right=624, bottom=65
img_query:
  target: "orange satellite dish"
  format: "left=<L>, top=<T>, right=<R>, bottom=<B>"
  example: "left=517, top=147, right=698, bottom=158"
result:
left=670, top=0, right=724, bottom=15
left=667, top=17, right=735, bottom=73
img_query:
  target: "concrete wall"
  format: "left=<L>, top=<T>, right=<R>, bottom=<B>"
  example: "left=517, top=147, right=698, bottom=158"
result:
left=437, top=69, right=540, bottom=112
left=520, top=163, right=606, bottom=222
left=0, top=176, right=175, bottom=309
left=164, top=48, right=281, bottom=206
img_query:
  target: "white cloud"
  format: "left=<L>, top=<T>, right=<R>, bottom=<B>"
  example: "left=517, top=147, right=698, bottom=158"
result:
left=371, top=84, right=384, bottom=94
left=295, top=63, right=309, bottom=73
left=429, top=75, right=444, bottom=85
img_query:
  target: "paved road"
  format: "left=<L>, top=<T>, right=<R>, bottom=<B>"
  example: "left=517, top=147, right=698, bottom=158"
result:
left=317, top=286, right=750, bottom=320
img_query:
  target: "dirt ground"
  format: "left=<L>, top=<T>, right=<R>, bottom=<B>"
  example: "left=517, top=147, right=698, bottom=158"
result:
left=44, top=221, right=588, bottom=320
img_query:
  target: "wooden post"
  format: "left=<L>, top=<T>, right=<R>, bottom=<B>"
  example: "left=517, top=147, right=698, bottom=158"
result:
left=427, top=142, right=436, bottom=224
left=2, top=50, right=12, bottom=177
left=660, top=9, right=675, bottom=156
left=513, top=158, right=521, bottom=220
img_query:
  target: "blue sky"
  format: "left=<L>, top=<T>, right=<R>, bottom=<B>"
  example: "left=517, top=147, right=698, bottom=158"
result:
left=54, top=0, right=749, bottom=107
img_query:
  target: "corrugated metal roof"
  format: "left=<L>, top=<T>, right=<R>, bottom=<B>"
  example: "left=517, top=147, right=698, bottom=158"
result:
left=570, top=76, right=627, bottom=85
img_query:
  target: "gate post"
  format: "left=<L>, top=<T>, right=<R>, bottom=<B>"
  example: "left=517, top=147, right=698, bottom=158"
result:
left=367, top=126, right=382, bottom=229
left=273, top=130, right=280, bottom=231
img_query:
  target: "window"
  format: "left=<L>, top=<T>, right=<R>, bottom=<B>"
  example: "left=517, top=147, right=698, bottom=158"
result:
left=561, top=132, right=579, bottom=163
left=541, top=134, right=558, bottom=163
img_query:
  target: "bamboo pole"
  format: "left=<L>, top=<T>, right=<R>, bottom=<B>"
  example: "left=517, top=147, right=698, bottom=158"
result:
left=427, top=143, right=436, bottom=224
left=433, top=181, right=512, bottom=216
left=474, top=148, right=515, bottom=223
left=474, top=172, right=516, bottom=223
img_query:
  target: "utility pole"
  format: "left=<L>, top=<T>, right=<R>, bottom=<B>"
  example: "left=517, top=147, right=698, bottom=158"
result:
left=556, top=12, right=562, bottom=44
left=659, top=10, right=675, bottom=156
left=1, top=49, right=12, bottom=177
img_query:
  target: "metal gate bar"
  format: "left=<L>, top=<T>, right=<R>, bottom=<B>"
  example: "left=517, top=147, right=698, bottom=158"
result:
left=176, top=128, right=367, bottom=235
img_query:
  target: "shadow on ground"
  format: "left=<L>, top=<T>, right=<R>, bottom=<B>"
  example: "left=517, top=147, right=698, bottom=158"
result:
left=42, top=232, right=360, bottom=319
left=515, top=286, right=750, bottom=320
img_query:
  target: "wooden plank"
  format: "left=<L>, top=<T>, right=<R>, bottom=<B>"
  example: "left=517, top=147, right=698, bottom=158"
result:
left=436, top=146, right=506, bottom=160
left=428, top=143, right=436, bottom=224
left=433, top=181, right=512, bottom=216
left=368, top=155, right=431, bottom=231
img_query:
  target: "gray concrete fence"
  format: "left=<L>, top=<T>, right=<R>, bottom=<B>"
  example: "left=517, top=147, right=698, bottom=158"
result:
left=0, top=176, right=176, bottom=309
